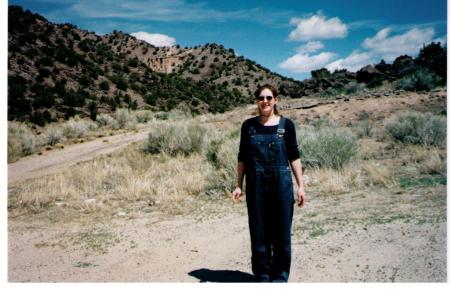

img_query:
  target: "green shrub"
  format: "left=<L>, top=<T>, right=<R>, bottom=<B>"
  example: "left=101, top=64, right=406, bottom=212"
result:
left=318, top=87, right=340, bottom=97
left=343, top=81, right=366, bottom=95
left=144, top=121, right=206, bottom=156
left=8, top=122, right=38, bottom=162
left=155, top=108, right=192, bottom=121
left=395, top=69, right=442, bottom=91
left=41, top=125, right=64, bottom=145
left=99, top=80, right=110, bottom=91
left=115, top=108, right=137, bottom=129
left=384, top=111, right=446, bottom=146
left=62, top=117, right=98, bottom=139
left=307, top=116, right=337, bottom=128
left=96, top=113, right=119, bottom=129
left=206, top=136, right=239, bottom=192
left=110, top=74, right=128, bottom=91
left=353, top=119, right=373, bottom=138
left=136, top=110, right=154, bottom=123
left=298, top=125, right=358, bottom=169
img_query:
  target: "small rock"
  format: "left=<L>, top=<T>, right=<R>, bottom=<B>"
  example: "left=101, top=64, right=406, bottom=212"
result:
left=117, top=211, right=127, bottom=217
left=84, top=198, right=96, bottom=205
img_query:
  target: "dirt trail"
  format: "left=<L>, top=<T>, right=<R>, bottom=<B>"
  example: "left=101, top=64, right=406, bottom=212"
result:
left=8, top=128, right=151, bottom=184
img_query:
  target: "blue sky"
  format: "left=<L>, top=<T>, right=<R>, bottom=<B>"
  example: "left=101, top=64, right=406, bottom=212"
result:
left=8, top=0, right=447, bottom=81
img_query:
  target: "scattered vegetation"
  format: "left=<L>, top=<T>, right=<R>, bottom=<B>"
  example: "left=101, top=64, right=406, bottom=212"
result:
left=298, top=122, right=358, bottom=169
left=143, top=121, right=207, bottom=156
left=7, top=107, right=155, bottom=162
left=8, top=122, right=37, bottom=162
left=395, top=69, right=442, bottom=91
left=384, top=111, right=446, bottom=146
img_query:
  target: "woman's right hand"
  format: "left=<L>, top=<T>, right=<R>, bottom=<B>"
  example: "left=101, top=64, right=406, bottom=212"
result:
left=232, top=187, right=243, bottom=203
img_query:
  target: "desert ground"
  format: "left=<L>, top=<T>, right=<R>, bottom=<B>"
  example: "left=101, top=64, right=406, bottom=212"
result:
left=8, top=90, right=447, bottom=282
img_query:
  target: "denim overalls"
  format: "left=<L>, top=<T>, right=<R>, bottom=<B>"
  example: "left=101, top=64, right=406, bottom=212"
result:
left=245, top=116, right=294, bottom=282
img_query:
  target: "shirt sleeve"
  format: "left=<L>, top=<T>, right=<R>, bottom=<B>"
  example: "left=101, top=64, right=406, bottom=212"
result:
left=285, top=119, right=301, bottom=161
left=237, top=120, right=249, bottom=162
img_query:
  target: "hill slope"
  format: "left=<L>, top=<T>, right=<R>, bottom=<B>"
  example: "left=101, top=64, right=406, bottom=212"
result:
left=8, top=5, right=302, bottom=125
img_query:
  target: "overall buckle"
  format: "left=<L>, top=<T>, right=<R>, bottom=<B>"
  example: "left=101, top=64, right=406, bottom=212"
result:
left=277, top=128, right=285, bottom=138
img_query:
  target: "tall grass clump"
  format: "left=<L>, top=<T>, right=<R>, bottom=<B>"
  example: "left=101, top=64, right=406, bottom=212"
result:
left=8, top=122, right=38, bottom=162
left=353, top=119, right=373, bottom=139
left=298, top=124, right=358, bottom=169
left=115, top=108, right=137, bottom=129
left=206, top=134, right=239, bottom=192
left=384, top=111, right=446, bottom=146
left=144, top=121, right=207, bottom=156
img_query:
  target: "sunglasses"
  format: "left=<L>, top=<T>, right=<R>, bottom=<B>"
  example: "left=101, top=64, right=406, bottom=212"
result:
left=257, top=95, right=274, bottom=101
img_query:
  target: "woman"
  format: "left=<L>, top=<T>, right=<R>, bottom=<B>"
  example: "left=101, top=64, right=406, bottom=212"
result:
left=232, top=84, right=305, bottom=282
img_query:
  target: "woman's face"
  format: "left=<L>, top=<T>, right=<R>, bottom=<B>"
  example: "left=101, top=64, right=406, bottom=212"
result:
left=257, top=88, right=278, bottom=117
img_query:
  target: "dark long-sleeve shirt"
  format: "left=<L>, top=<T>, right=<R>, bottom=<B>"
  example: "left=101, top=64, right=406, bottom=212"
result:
left=237, top=116, right=300, bottom=163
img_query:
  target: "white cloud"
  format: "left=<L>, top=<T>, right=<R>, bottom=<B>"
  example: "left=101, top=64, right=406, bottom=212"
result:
left=296, top=41, right=324, bottom=53
left=131, top=31, right=176, bottom=47
left=326, top=51, right=375, bottom=72
left=324, top=26, right=439, bottom=73
left=362, top=27, right=435, bottom=61
left=279, top=52, right=336, bottom=73
left=45, top=0, right=288, bottom=24
left=288, top=13, right=348, bottom=42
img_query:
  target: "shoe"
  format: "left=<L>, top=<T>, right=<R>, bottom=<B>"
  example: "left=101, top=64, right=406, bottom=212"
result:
left=255, top=274, right=270, bottom=282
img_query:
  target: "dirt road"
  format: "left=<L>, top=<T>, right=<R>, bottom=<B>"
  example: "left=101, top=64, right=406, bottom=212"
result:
left=8, top=128, right=151, bottom=184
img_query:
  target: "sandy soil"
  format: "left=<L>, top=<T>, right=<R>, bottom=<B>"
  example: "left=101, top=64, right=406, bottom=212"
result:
left=7, top=91, right=447, bottom=282
left=8, top=186, right=446, bottom=282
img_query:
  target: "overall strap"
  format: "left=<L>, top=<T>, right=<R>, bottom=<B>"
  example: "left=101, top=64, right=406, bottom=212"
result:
left=277, top=116, right=286, bottom=138
left=248, top=118, right=257, bottom=137
left=249, top=126, right=256, bottom=136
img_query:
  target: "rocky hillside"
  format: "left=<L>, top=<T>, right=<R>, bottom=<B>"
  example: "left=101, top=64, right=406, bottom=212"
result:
left=299, top=42, right=446, bottom=97
left=8, top=5, right=302, bottom=125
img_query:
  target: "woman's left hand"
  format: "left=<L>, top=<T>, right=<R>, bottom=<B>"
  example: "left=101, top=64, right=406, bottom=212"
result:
left=297, top=186, right=305, bottom=207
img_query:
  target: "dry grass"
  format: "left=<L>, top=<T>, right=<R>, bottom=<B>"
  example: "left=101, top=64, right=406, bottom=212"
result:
left=8, top=96, right=447, bottom=224
left=306, top=164, right=364, bottom=195
left=361, top=161, right=397, bottom=188
left=8, top=143, right=213, bottom=219
left=418, top=148, right=446, bottom=175
left=357, top=138, right=387, bottom=160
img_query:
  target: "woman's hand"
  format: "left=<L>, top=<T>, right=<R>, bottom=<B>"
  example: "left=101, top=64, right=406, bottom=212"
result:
left=297, top=186, right=305, bottom=207
left=232, top=187, right=243, bottom=203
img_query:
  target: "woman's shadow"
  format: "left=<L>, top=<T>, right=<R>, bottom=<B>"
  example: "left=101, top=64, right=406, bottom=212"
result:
left=188, top=268, right=255, bottom=283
